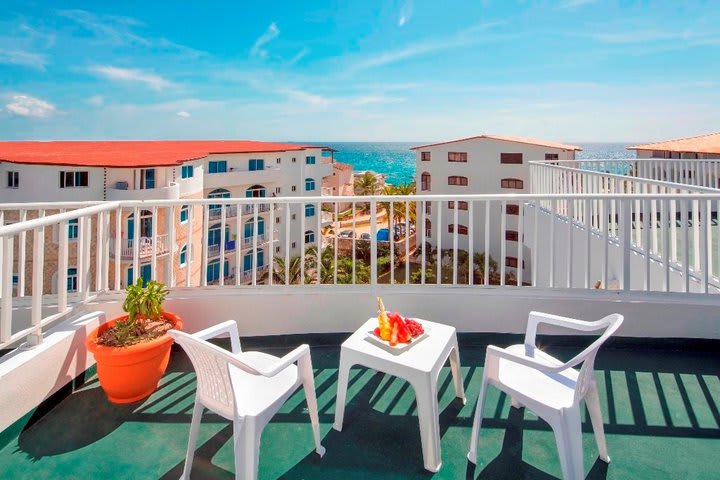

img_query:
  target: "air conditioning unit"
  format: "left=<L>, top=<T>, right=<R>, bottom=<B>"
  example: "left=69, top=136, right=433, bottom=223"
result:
left=115, top=181, right=129, bottom=190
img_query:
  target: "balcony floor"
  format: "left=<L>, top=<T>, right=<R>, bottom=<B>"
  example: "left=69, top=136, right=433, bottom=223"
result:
left=1, top=334, right=718, bottom=479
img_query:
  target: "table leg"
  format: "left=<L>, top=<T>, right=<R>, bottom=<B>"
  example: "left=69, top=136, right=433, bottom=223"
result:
left=333, top=351, right=351, bottom=432
left=448, top=340, right=466, bottom=404
left=412, top=376, right=442, bottom=472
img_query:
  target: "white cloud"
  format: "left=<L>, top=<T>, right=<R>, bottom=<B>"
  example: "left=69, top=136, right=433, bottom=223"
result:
left=560, top=0, right=598, bottom=8
left=251, top=22, right=280, bottom=58
left=286, top=89, right=330, bottom=107
left=355, top=21, right=506, bottom=70
left=288, top=47, right=310, bottom=65
left=88, top=65, right=175, bottom=90
left=86, top=95, right=104, bottom=106
left=0, top=49, right=48, bottom=70
left=176, top=110, right=190, bottom=118
left=398, top=0, right=414, bottom=27
left=5, top=94, right=56, bottom=118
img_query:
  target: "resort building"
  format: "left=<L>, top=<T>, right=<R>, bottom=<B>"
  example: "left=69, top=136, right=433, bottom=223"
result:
left=411, top=134, right=581, bottom=277
left=0, top=140, right=334, bottom=292
left=321, top=161, right=355, bottom=210
left=628, top=131, right=720, bottom=160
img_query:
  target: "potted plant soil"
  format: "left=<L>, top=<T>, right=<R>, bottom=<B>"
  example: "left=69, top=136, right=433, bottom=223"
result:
left=86, top=279, right=183, bottom=404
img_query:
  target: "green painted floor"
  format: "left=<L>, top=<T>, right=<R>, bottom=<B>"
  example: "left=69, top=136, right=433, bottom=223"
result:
left=1, top=335, right=719, bottom=480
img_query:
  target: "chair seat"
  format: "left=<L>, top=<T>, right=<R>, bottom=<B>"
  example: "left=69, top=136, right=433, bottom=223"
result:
left=496, top=344, right=579, bottom=410
left=229, top=351, right=299, bottom=417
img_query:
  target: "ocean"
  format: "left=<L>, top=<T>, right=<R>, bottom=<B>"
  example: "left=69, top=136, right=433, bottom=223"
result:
left=321, top=142, right=636, bottom=185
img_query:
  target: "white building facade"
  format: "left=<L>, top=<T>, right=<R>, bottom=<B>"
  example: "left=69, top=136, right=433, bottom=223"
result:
left=412, top=134, right=580, bottom=278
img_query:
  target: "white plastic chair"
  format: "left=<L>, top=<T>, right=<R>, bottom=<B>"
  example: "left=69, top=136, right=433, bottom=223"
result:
left=467, top=311, right=624, bottom=480
left=168, top=321, right=326, bottom=480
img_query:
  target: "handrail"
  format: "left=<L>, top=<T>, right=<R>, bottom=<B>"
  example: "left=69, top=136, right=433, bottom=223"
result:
left=0, top=202, right=119, bottom=237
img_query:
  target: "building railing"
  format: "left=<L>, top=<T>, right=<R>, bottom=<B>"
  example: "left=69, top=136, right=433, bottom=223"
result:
left=1, top=193, right=720, bottom=349
left=109, top=234, right=170, bottom=260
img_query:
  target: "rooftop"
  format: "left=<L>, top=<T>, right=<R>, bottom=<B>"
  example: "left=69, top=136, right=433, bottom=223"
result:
left=628, top=132, right=720, bottom=155
left=410, top=134, right=582, bottom=152
left=1, top=333, right=717, bottom=479
left=0, top=140, right=329, bottom=168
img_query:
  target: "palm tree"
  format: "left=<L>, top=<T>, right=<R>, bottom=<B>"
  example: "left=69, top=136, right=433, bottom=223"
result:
left=354, top=172, right=378, bottom=196
left=272, top=255, right=302, bottom=285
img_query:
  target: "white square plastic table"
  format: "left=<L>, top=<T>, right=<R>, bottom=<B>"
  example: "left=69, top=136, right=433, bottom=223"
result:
left=332, top=318, right=466, bottom=472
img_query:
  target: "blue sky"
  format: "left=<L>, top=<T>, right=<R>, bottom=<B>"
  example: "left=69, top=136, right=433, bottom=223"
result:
left=0, top=0, right=718, bottom=142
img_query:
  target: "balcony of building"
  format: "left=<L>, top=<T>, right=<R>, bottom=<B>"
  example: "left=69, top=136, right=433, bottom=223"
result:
left=0, top=190, right=719, bottom=479
left=203, top=165, right=282, bottom=189
left=109, top=234, right=171, bottom=260
left=106, top=182, right=181, bottom=201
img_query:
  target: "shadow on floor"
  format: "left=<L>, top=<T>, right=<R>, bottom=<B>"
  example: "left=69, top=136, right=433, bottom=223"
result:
left=470, top=407, right=608, bottom=480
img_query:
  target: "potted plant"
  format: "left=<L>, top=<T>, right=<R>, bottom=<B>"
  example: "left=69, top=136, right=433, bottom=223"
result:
left=86, top=279, right=183, bottom=404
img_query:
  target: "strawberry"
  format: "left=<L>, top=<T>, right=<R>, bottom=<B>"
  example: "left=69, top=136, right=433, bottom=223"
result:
left=373, top=327, right=381, bottom=337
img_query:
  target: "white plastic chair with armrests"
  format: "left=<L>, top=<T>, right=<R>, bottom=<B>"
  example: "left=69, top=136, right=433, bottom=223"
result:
left=467, top=311, right=624, bottom=480
left=168, top=320, right=325, bottom=480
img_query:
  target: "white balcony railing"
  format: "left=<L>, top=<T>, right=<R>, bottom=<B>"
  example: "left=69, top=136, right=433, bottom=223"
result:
left=1, top=190, right=720, bottom=349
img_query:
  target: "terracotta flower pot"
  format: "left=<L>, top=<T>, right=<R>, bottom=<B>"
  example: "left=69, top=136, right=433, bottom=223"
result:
left=86, top=312, right=183, bottom=404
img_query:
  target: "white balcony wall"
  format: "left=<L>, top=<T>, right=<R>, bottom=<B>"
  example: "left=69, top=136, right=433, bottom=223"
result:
left=106, top=182, right=180, bottom=200
left=0, top=164, right=105, bottom=203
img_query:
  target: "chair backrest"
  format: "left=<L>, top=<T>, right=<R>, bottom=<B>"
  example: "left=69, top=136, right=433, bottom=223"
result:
left=169, top=329, right=243, bottom=417
left=572, top=313, right=624, bottom=403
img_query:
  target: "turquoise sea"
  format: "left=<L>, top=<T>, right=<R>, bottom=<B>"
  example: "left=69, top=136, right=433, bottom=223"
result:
left=319, top=142, right=636, bottom=184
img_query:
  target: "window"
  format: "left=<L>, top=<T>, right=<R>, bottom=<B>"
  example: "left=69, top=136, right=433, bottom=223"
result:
left=245, top=184, right=266, bottom=198
left=181, top=165, right=194, bottom=179
left=421, top=151, right=431, bottom=161
left=505, top=257, right=525, bottom=269
left=7, top=171, right=18, bottom=188
left=305, top=178, right=316, bottom=191
left=179, top=245, right=188, bottom=268
left=506, top=204, right=520, bottom=215
left=68, top=218, right=79, bottom=240
left=505, top=230, right=519, bottom=242
left=243, top=218, right=265, bottom=239
left=59, top=171, right=89, bottom=188
left=425, top=202, right=432, bottom=214
left=448, top=224, right=468, bottom=235
left=67, top=267, right=78, bottom=292
left=305, top=156, right=316, bottom=165
left=180, top=205, right=189, bottom=223
left=500, top=153, right=523, bottom=164
left=421, top=172, right=431, bottom=191
left=276, top=217, right=281, bottom=224
left=291, top=214, right=296, bottom=220
left=501, top=178, right=524, bottom=189
left=249, top=159, right=264, bottom=171
left=448, top=176, right=468, bottom=186
left=448, top=201, right=468, bottom=210
left=425, top=219, right=432, bottom=238
left=208, top=188, right=231, bottom=212
left=208, top=160, right=227, bottom=174
left=275, top=246, right=280, bottom=253
left=305, top=204, right=316, bottom=217
left=291, top=185, right=297, bottom=192
left=140, top=168, right=155, bottom=189
left=292, top=157, right=297, bottom=163
left=275, top=187, right=281, bottom=194
left=304, top=230, right=315, bottom=243
left=291, top=241, right=297, bottom=248
left=448, top=152, right=467, bottom=162
left=544, top=153, right=559, bottom=161
left=276, top=158, right=281, bottom=164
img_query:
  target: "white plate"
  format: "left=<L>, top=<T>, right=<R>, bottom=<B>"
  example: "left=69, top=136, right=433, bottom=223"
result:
left=364, top=323, right=429, bottom=353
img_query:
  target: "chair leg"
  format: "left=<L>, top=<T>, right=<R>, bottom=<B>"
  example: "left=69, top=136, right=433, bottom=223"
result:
left=332, top=353, right=351, bottom=432
left=585, top=383, right=610, bottom=462
left=181, top=399, right=204, bottom=479
left=299, top=354, right=326, bottom=457
left=467, top=374, right=489, bottom=464
left=448, top=341, right=467, bottom=405
left=510, top=397, right=524, bottom=409
left=553, top=410, right=584, bottom=480
left=233, top=416, right=261, bottom=480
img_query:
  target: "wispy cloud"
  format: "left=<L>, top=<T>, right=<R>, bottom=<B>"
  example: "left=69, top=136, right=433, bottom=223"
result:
left=176, top=110, right=190, bottom=118
left=251, top=22, right=280, bottom=58
left=0, top=49, right=47, bottom=70
left=354, top=21, right=506, bottom=70
left=89, top=65, right=175, bottom=91
left=5, top=94, right=56, bottom=118
left=285, top=89, right=329, bottom=107
left=288, top=47, right=310, bottom=65
left=559, top=0, right=598, bottom=9
left=398, top=0, right=414, bottom=27
left=85, top=95, right=104, bottom=107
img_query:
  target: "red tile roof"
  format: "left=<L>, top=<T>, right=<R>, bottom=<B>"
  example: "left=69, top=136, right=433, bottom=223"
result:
left=628, top=132, right=720, bottom=155
left=410, top=134, right=582, bottom=151
left=0, top=140, right=328, bottom=168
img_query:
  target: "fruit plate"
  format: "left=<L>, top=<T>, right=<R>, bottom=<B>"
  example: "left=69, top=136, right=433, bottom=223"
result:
left=364, top=323, right=430, bottom=354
